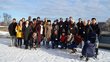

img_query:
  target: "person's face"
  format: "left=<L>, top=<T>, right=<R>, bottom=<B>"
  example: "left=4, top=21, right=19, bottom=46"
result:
left=44, top=18, right=47, bottom=22
left=13, top=20, right=16, bottom=23
left=71, top=19, right=75, bottom=24
left=48, top=22, right=51, bottom=25
left=79, top=18, right=82, bottom=22
left=28, top=16, right=31, bottom=20
left=66, top=18, right=69, bottom=21
left=87, top=20, right=91, bottom=25
left=37, top=18, right=40, bottom=21
left=33, top=21, right=36, bottom=24
left=83, top=21, right=87, bottom=26
left=69, top=17, right=72, bottom=21
left=41, top=22, right=43, bottom=25
left=54, top=22, right=57, bottom=24
left=20, top=21, right=22, bottom=25
left=92, top=19, right=96, bottom=24
left=60, top=18, right=63, bottom=21
left=26, top=21, right=29, bottom=25
left=62, top=33, right=65, bottom=35
left=22, top=18, right=25, bottom=22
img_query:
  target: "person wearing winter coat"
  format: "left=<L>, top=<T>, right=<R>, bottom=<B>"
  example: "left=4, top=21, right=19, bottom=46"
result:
left=58, top=18, right=65, bottom=37
left=43, top=18, right=48, bottom=46
left=90, top=18, right=100, bottom=58
left=64, top=18, right=69, bottom=35
left=22, top=20, right=32, bottom=49
left=40, top=21, right=44, bottom=46
left=77, top=18, right=83, bottom=36
left=15, top=20, right=23, bottom=48
left=68, top=18, right=78, bottom=35
left=45, top=20, right=52, bottom=48
left=36, top=21, right=44, bottom=47
left=8, top=18, right=17, bottom=47
left=60, top=32, right=67, bottom=49
left=29, top=18, right=39, bottom=49
left=80, top=20, right=95, bottom=61
left=30, top=32, right=37, bottom=49
left=51, top=21, right=59, bottom=49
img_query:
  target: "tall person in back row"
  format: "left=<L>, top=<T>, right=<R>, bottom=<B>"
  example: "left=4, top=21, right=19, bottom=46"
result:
left=23, top=20, right=32, bottom=49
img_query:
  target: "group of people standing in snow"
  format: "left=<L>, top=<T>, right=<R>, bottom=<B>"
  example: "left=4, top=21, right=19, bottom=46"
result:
left=8, top=16, right=100, bottom=61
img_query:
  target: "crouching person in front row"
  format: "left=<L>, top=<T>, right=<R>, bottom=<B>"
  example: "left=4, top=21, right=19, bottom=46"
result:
left=30, top=32, right=37, bottom=50
left=60, top=32, right=67, bottom=49
left=51, top=30, right=59, bottom=49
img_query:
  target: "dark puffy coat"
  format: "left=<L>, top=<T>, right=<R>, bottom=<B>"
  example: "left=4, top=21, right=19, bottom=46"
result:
left=8, top=22, right=17, bottom=36
left=22, top=26, right=32, bottom=40
left=91, top=24, right=100, bottom=36
left=69, top=23, right=78, bottom=35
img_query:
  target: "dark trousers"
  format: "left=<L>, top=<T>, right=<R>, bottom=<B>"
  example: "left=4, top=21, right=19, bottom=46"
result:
left=46, top=41, right=51, bottom=48
left=60, top=42, right=67, bottom=49
left=24, top=39, right=29, bottom=49
left=52, top=39, right=59, bottom=49
left=29, top=39, right=37, bottom=49
left=29, top=39, right=33, bottom=48
left=17, top=38, right=22, bottom=47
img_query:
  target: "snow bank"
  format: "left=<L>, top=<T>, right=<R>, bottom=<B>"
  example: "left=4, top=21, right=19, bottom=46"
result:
left=0, top=31, right=10, bottom=38
left=0, top=31, right=9, bottom=35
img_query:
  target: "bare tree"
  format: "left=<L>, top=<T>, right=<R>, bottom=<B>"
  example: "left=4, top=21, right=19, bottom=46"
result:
left=3, top=13, right=12, bottom=26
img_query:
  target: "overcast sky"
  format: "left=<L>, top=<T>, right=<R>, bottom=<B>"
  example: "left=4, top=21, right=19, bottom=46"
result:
left=0, top=0, right=110, bottom=22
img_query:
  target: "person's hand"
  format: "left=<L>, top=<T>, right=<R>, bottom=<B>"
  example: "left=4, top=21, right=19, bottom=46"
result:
left=19, top=30, right=22, bottom=32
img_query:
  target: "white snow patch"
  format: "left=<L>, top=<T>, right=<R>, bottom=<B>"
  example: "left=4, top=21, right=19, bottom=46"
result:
left=0, top=38, right=110, bottom=62
left=0, top=31, right=9, bottom=36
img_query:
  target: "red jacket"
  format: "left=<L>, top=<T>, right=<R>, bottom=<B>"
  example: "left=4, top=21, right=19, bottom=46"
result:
left=60, top=35, right=66, bottom=42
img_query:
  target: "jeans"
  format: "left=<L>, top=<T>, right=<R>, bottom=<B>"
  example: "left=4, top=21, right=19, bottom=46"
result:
left=52, top=40, right=59, bottom=49
left=10, top=36, right=17, bottom=46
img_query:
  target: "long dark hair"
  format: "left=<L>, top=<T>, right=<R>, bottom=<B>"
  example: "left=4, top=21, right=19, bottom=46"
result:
left=18, top=20, right=22, bottom=26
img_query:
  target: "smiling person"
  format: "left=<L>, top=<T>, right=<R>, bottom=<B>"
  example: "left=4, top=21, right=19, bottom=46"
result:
left=15, top=20, right=23, bottom=48
left=90, top=18, right=100, bottom=58
left=8, top=18, right=17, bottom=47
left=45, top=20, right=52, bottom=48
left=22, top=20, right=32, bottom=49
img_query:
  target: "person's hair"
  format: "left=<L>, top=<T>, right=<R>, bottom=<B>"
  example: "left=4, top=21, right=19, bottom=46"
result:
left=28, top=16, right=31, bottom=19
left=37, top=17, right=40, bottom=19
left=69, top=16, right=72, bottom=19
left=47, top=20, right=51, bottom=22
left=91, top=18, right=96, bottom=21
left=33, top=18, right=36, bottom=21
left=13, top=18, right=16, bottom=20
left=65, top=18, right=68, bottom=21
left=28, top=16, right=31, bottom=21
left=18, top=20, right=22, bottom=25
left=22, top=18, right=25, bottom=20
left=78, top=18, right=82, bottom=21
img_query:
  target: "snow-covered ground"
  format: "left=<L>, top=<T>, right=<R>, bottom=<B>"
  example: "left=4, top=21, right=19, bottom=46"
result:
left=0, top=31, right=10, bottom=38
left=0, top=31, right=110, bottom=62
